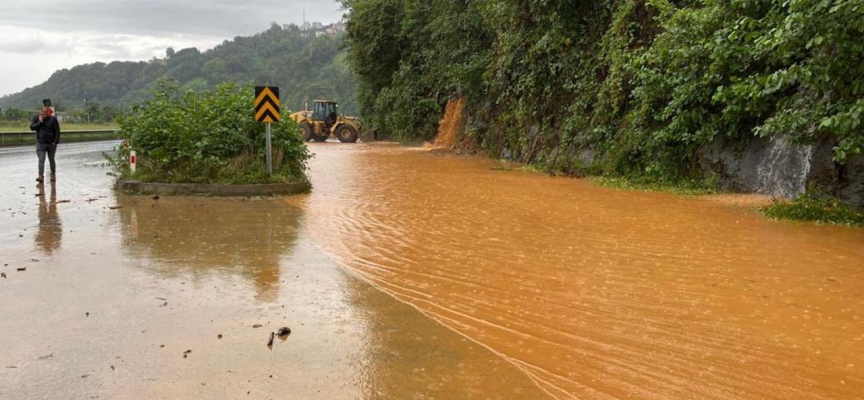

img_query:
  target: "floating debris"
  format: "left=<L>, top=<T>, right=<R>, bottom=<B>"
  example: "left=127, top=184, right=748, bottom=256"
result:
left=109, top=205, right=123, bottom=210
left=183, top=350, right=192, bottom=358
left=276, top=327, right=291, bottom=338
left=252, top=324, right=263, bottom=328
left=266, top=332, right=275, bottom=349
left=81, top=161, right=108, bottom=167
left=16, top=267, right=25, bottom=272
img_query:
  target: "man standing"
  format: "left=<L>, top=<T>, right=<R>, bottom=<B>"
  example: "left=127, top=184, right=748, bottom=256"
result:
left=30, top=99, right=61, bottom=182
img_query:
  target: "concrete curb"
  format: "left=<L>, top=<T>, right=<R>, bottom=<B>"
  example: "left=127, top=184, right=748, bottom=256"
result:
left=115, top=179, right=311, bottom=197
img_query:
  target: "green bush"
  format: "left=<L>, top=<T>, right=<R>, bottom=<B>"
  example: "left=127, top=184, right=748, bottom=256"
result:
left=762, top=184, right=864, bottom=226
left=113, top=81, right=309, bottom=184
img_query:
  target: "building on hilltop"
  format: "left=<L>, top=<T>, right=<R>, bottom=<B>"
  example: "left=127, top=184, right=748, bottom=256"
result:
left=324, top=22, right=346, bottom=36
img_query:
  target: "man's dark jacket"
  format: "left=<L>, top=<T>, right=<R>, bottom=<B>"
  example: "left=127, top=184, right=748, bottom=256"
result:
left=30, top=114, right=61, bottom=145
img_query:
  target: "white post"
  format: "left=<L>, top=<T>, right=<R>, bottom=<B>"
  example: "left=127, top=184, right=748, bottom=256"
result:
left=265, top=123, right=273, bottom=175
left=130, top=150, right=137, bottom=173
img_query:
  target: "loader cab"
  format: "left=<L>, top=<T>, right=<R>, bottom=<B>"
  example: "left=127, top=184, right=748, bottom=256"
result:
left=312, top=100, right=338, bottom=127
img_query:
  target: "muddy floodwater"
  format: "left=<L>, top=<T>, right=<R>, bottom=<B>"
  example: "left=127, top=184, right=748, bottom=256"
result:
left=1, top=141, right=863, bottom=399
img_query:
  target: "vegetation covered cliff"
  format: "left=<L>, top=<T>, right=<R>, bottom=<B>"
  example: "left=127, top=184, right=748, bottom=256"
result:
left=341, top=0, right=864, bottom=205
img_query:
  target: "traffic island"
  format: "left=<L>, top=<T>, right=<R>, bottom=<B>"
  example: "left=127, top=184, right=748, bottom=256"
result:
left=108, top=83, right=312, bottom=197
left=116, top=179, right=311, bottom=197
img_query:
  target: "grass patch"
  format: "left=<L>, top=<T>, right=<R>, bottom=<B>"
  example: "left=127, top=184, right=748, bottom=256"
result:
left=762, top=187, right=864, bottom=226
left=496, top=160, right=720, bottom=196
left=0, top=132, right=119, bottom=147
left=0, top=122, right=118, bottom=132
left=587, top=176, right=718, bottom=196
left=519, top=164, right=547, bottom=173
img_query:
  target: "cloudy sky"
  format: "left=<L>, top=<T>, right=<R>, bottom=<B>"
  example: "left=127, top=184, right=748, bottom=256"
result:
left=0, top=0, right=343, bottom=96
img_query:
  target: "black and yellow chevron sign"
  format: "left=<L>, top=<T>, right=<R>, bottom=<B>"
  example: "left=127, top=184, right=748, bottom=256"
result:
left=254, top=86, right=280, bottom=123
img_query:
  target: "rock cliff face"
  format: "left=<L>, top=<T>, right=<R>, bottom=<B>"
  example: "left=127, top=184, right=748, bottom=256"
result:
left=699, top=135, right=864, bottom=207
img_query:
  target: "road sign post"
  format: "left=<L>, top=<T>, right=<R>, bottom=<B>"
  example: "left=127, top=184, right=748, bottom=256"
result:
left=265, top=123, right=272, bottom=174
left=254, top=86, right=281, bottom=175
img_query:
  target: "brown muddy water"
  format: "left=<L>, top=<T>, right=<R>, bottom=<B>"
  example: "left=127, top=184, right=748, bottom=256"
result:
left=1, top=141, right=863, bottom=399
left=301, top=142, right=864, bottom=400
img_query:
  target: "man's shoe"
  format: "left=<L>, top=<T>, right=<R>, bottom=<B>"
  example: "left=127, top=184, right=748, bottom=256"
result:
left=50, top=175, right=56, bottom=182
left=36, top=176, right=44, bottom=183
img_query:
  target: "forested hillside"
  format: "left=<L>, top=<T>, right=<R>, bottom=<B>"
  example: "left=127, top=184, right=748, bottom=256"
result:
left=341, top=0, right=864, bottom=197
left=0, top=23, right=357, bottom=117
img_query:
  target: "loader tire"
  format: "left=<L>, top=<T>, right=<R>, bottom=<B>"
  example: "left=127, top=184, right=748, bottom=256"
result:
left=336, top=125, right=359, bottom=143
left=300, top=123, right=315, bottom=142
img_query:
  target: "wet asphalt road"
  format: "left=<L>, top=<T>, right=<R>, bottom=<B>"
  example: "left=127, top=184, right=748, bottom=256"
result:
left=0, top=141, right=546, bottom=400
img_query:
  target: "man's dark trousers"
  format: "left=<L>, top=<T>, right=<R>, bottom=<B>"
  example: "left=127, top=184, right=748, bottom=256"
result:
left=37, top=143, right=57, bottom=177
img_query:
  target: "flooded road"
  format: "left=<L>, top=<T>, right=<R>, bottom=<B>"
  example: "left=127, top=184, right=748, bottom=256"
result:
left=1, top=141, right=862, bottom=399
left=301, top=143, right=864, bottom=399
left=0, top=142, right=545, bottom=399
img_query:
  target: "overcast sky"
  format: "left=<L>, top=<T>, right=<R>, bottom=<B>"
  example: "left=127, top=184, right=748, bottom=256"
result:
left=0, top=0, right=343, bottom=97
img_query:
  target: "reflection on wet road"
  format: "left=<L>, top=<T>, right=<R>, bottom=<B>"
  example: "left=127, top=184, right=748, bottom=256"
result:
left=114, top=196, right=303, bottom=302
left=35, top=182, right=62, bottom=255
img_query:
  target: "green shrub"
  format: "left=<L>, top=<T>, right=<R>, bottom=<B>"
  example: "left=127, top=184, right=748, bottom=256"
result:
left=112, top=81, right=309, bottom=185
left=762, top=184, right=864, bottom=226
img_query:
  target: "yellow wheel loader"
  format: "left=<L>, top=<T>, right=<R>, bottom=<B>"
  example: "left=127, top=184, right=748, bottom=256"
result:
left=289, top=100, right=363, bottom=143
